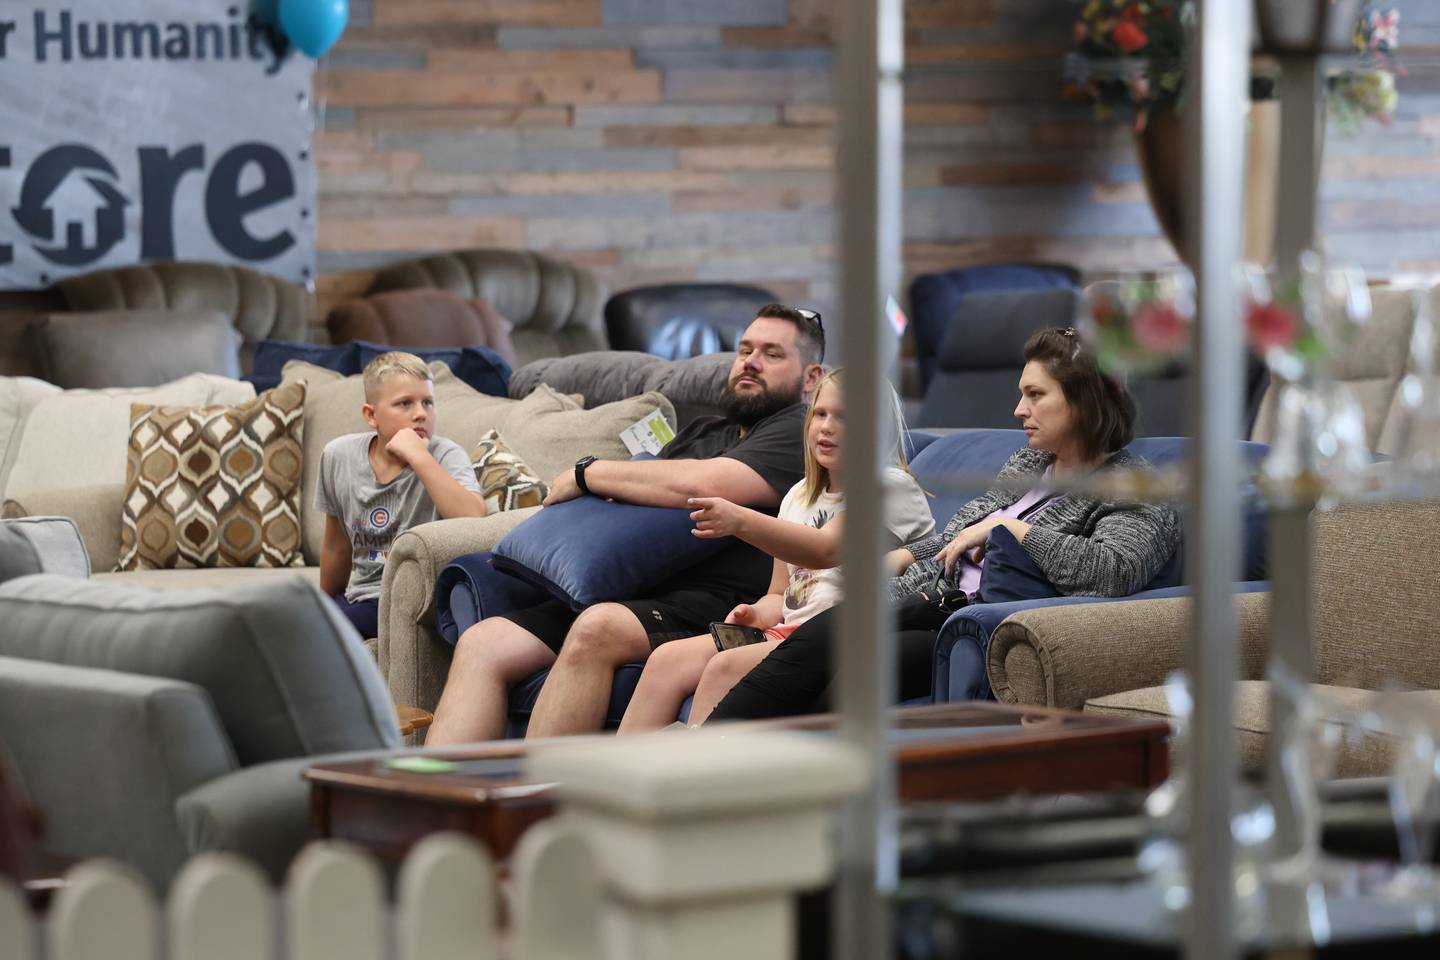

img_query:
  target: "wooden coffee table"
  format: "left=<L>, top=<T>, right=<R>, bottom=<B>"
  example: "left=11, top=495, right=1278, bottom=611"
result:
left=305, top=701, right=1169, bottom=862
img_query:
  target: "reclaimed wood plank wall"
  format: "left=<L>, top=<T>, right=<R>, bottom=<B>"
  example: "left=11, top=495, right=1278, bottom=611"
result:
left=314, top=0, right=1440, bottom=332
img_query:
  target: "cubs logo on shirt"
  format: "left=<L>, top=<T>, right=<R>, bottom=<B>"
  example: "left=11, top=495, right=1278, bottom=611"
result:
left=368, top=507, right=392, bottom=530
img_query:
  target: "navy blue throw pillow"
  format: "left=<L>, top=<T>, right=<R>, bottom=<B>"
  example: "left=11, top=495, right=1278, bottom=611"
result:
left=355, top=342, right=511, bottom=397
left=248, top=339, right=362, bottom=392
left=491, top=496, right=732, bottom=611
left=975, top=526, right=1063, bottom=604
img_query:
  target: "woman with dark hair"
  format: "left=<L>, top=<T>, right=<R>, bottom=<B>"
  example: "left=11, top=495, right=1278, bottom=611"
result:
left=701, top=327, right=1180, bottom=722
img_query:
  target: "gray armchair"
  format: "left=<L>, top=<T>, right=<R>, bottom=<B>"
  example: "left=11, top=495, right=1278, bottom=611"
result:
left=0, top=574, right=401, bottom=889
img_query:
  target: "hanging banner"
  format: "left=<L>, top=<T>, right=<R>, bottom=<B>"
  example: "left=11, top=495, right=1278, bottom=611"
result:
left=0, top=1, right=316, bottom=289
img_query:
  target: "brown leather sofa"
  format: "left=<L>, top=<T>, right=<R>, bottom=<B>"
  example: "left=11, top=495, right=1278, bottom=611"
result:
left=0, top=261, right=309, bottom=380
left=363, top=248, right=607, bottom=366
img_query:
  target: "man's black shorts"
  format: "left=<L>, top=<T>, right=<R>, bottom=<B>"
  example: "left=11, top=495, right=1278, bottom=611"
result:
left=499, top=586, right=747, bottom=655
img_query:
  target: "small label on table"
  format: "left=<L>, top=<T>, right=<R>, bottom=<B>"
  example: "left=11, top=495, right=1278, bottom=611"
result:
left=385, top=757, right=459, bottom=774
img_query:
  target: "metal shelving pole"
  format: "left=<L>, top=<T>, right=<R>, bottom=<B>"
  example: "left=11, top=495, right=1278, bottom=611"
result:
left=834, top=0, right=904, bottom=955
left=1266, top=54, right=1325, bottom=906
left=1184, top=1, right=1251, bottom=959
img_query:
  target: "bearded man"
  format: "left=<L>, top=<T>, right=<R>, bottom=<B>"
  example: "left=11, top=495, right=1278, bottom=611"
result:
left=427, top=305, right=826, bottom=742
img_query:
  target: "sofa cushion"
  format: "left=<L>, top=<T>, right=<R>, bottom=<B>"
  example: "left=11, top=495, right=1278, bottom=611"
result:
left=0, top=376, right=61, bottom=499
left=355, top=341, right=511, bottom=398
left=31, top=309, right=241, bottom=388
left=0, top=517, right=89, bottom=580
left=93, top=566, right=323, bottom=590
left=0, top=574, right=401, bottom=765
left=511, top=350, right=659, bottom=404
left=488, top=387, right=675, bottom=483
left=510, top=351, right=729, bottom=428
left=4, top=374, right=257, bottom=504
left=116, top=382, right=307, bottom=571
left=3, top=484, right=126, bottom=574
left=469, top=429, right=548, bottom=513
left=1085, top=680, right=1422, bottom=780
left=0, top=526, right=41, bottom=583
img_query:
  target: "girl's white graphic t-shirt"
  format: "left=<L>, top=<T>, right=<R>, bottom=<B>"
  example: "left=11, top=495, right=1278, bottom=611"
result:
left=777, top=467, right=934, bottom=627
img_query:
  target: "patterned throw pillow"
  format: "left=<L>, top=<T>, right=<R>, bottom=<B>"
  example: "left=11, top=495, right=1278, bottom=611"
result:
left=116, top=381, right=307, bottom=570
left=469, top=429, right=548, bottom=513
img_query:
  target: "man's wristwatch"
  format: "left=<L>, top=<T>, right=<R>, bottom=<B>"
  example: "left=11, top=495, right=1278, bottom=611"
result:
left=574, top=455, right=599, bottom=495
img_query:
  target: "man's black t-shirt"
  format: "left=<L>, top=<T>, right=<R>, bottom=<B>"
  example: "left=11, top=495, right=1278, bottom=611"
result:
left=656, top=403, right=807, bottom=597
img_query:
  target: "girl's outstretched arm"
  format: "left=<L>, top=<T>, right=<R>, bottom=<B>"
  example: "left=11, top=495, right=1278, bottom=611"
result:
left=689, top=496, right=843, bottom=570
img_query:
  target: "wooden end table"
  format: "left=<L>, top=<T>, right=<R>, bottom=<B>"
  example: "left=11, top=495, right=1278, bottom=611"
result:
left=307, top=702, right=1169, bottom=863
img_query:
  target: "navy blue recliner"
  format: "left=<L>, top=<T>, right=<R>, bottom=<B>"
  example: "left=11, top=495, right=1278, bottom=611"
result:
left=910, top=262, right=1082, bottom=393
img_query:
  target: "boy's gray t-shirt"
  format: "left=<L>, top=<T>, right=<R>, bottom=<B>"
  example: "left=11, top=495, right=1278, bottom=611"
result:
left=315, top=432, right=481, bottom=602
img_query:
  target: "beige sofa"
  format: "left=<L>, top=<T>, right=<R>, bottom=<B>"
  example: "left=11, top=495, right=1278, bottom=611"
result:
left=988, top=499, right=1440, bottom=778
left=1, top=364, right=673, bottom=622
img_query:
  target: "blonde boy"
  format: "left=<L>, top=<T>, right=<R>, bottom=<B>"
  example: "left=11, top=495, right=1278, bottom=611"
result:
left=315, top=352, right=486, bottom=638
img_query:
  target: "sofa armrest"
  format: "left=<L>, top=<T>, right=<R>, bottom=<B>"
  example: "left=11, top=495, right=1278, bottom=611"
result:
left=987, top=590, right=1272, bottom=709
left=3, top=483, right=125, bottom=573
left=0, top=656, right=238, bottom=889
left=378, top=507, right=541, bottom=711
left=932, top=592, right=1184, bottom=702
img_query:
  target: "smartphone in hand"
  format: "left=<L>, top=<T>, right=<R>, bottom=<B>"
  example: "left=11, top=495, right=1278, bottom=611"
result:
left=710, top=621, right=767, bottom=652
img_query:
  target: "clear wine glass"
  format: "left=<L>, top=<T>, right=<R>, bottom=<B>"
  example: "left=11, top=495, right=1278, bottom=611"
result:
left=1384, top=286, right=1440, bottom=496
left=1355, top=691, right=1440, bottom=932
left=1079, top=269, right=1196, bottom=377
left=1242, top=254, right=1372, bottom=499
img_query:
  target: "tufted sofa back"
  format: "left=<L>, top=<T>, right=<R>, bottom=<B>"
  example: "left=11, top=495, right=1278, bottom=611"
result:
left=367, top=249, right=607, bottom=367
left=56, top=261, right=309, bottom=373
left=0, top=262, right=308, bottom=379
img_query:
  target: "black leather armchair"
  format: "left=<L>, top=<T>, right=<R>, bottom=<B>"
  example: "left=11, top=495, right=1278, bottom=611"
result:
left=603, top=283, right=779, bottom=359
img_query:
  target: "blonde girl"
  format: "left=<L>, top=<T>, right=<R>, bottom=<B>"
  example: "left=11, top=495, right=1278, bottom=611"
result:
left=617, top=369, right=933, bottom=733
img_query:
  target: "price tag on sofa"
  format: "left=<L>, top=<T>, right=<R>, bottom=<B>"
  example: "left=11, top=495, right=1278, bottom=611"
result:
left=620, top=409, right=676, bottom=456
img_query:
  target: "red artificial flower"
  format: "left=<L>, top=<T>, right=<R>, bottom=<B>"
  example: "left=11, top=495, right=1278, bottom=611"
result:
left=1089, top=291, right=1119, bottom=327
left=1245, top=301, right=1300, bottom=353
left=1132, top=302, right=1189, bottom=354
left=1112, top=20, right=1148, bottom=53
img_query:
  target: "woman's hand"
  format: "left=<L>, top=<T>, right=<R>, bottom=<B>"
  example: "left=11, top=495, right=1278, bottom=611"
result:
left=937, top=518, right=1031, bottom=578
left=689, top=496, right=751, bottom=539
left=886, top=548, right=915, bottom=577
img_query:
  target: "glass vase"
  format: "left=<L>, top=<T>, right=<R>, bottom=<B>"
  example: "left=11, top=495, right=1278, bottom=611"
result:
left=1243, top=254, right=1372, bottom=500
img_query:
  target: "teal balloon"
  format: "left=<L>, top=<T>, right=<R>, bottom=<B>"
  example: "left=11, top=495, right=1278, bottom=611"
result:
left=278, top=0, right=348, bottom=59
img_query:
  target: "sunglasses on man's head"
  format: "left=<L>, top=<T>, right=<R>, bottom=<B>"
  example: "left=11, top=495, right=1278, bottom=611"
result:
left=796, top=308, right=823, bottom=328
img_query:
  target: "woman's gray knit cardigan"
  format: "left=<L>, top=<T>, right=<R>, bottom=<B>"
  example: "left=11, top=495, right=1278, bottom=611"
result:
left=890, top=446, right=1179, bottom=600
